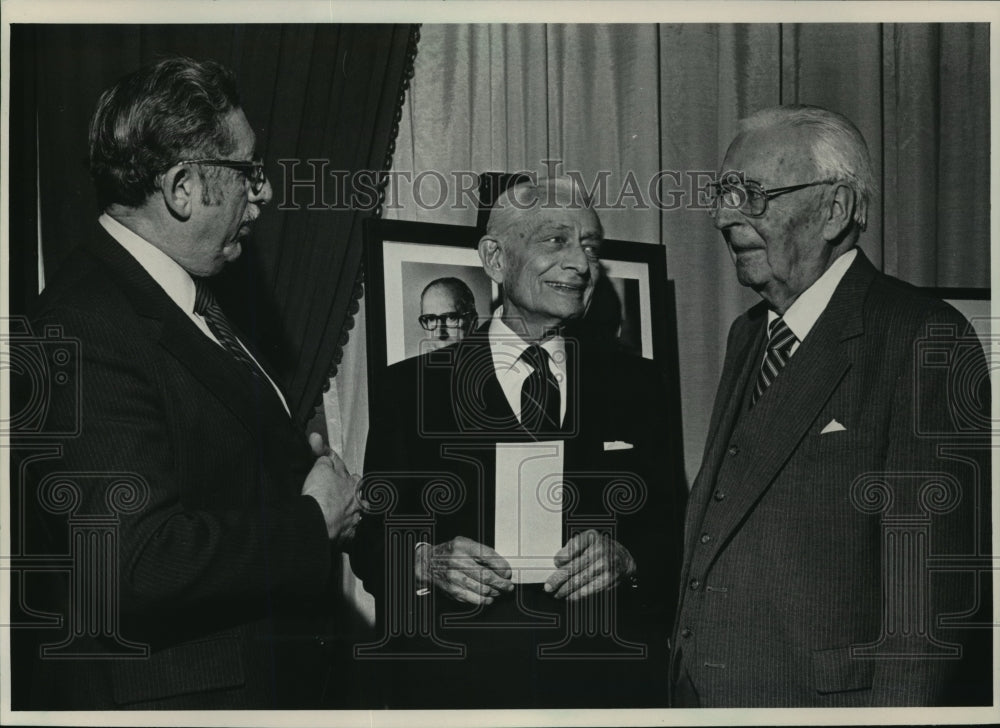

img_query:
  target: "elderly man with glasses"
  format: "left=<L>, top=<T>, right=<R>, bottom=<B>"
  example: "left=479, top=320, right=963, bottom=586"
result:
left=671, top=105, right=991, bottom=707
left=20, top=57, right=361, bottom=709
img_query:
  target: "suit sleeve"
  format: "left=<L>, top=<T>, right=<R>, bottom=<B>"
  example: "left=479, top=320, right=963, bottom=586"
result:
left=350, top=362, right=410, bottom=603
left=31, top=306, right=332, bottom=618
left=609, top=356, right=686, bottom=629
left=872, top=303, right=991, bottom=705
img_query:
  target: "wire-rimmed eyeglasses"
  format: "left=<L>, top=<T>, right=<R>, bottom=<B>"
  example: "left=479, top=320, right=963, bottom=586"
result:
left=708, top=173, right=831, bottom=217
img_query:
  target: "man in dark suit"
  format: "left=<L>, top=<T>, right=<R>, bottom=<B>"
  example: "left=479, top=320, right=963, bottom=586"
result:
left=671, top=105, right=991, bottom=706
left=18, top=57, right=361, bottom=709
left=352, top=177, right=685, bottom=708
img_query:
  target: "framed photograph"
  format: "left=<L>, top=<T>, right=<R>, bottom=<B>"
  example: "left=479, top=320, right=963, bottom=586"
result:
left=364, top=219, right=496, bottom=370
left=364, top=217, right=673, bottom=410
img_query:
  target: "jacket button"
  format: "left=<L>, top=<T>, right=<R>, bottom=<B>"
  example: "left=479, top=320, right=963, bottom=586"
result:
left=681, top=627, right=693, bottom=639
left=728, top=444, right=739, bottom=456
left=689, top=578, right=701, bottom=591
left=700, top=533, right=712, bottom=544
left=714, top=490, right=726, bottom=501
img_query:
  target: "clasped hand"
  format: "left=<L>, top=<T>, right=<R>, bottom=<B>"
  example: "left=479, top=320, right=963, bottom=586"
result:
left=300, top=432, right=362, bottom=546
left=417, top=529, right=635, bottom=604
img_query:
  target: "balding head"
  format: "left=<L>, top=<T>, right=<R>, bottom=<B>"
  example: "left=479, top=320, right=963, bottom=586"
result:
left=478, top=176, right=604, bottom=341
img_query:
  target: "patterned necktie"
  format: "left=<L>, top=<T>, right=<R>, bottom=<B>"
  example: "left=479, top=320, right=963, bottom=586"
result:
left=751, top=317, right=798, bottom=407
left=520, top=344, right=560, bottom=433
left=193, top=279, right=266, bottom=380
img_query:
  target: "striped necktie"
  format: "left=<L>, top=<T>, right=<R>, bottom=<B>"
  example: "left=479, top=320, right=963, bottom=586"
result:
left=193, top=279, right=267, bottom=380
left=519, top=344, right=560, bottom=433
left=751, top=317, right=798, bottom=407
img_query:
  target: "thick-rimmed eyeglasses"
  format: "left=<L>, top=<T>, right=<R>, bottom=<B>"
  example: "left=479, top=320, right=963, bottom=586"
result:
left=174, top=158, right=268, bottom=195
left=418, top=312, right=474, bottom=330
left=708, top=174, right=831, bottom=217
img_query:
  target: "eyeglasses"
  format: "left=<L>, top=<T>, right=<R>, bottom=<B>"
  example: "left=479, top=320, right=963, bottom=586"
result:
left=418, top=312, right=474, bottom=330
left=708, top=173, right=831, bottom=217
left=174, top=158, right=268, bottom=195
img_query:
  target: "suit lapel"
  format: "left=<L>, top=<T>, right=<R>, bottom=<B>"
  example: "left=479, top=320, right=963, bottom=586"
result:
left=685, top=311, right=765, bottom=544
left=83, top=229, right=288, bottom=435
left=452, top=333, right=522, bottom=436
left=703, top=252, right=876, bottom=558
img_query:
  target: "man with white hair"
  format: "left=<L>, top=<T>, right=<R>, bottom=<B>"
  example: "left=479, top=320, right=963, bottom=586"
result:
left=353, top=177, right=685, bottom=708
left=671, top=105, right=991, bottom=706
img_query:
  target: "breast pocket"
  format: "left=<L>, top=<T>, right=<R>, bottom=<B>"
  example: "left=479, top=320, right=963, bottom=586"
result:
left=801, top=429, right=878, bottom=459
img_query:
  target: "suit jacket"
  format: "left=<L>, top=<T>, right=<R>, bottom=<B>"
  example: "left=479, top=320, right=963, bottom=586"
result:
left=672, top=250, right=992, bottom=707
left=351, top=325, right=686, bottom=708
left=16, top=227, right=336, bottom=709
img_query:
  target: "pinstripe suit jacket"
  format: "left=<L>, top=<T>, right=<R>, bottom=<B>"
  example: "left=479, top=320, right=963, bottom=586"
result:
left=671, top=250, right=991, bottom=707
left=19, top=227, right=337, bottom=708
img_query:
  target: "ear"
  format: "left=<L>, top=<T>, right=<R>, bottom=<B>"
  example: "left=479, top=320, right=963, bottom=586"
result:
left=821, top=183, right=855, bottom=242
left=478, top=235, right=504, bottom=284
left=159, top=164, right=196, bottom=221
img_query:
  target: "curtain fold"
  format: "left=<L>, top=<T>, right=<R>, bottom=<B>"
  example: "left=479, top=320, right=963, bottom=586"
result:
left=362, top=22, right=989, bottom=483
left=14, top=23, right=415, bottom=428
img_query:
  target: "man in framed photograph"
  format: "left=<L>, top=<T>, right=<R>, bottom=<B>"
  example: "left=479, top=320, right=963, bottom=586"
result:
left=418, top=276, right=479, bottom=351
left=352, top=176, right=685, bottom=708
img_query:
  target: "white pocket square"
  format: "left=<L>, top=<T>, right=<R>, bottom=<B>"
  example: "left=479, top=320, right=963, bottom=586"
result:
left=604, top=440, right=634, bottom=451
left=820, top=419, right=847, bottom=434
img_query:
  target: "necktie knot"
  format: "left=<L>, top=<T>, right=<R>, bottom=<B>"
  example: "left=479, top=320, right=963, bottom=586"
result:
left=519, top=344, right=560, bottom=433
left=520, top=343, right=549, bottom=372
left=767, top=317, right=797, bottom=354
left=752, top=317, right=797, bottom=407
left=193, top=278, right=214, bottom=317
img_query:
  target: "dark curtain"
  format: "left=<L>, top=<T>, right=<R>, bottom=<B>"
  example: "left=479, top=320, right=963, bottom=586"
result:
left=9, top=23, right=417, bottom=427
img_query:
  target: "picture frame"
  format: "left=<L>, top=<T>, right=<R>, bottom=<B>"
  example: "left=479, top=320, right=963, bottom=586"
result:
left=363, top=217, right=673, bottom=414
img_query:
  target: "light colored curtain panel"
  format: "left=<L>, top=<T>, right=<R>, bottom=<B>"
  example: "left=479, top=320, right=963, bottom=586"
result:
left=780, top=24, right=886, bottom=269
left=883, top=23, right=990, bottom=286
left=659, top=24, right=776, bottom=483
left=339, top=21, right=989, bottom=490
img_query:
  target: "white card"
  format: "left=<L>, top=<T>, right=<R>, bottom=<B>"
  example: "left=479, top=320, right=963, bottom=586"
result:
left=494, top=441, right=565, bottom=584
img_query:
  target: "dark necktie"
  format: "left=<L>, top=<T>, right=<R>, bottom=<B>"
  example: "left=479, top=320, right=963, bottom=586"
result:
left=751, top=317, right=798, bottom=407
left=193, top=279, right=267, bottom=381
left=520, top=344, right=561, bottom=433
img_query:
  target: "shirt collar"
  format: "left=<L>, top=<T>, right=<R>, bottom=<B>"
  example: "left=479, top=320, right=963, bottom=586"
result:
left=768, top=249, right=857, bottom=342
left=488, top=306, right=566, bottom=376
left=99, top=213, right=198, bottom=315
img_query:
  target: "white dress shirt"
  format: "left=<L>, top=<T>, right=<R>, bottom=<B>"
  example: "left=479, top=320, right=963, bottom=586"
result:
left=488, top=307, right=568, bottom=426
left=768, top=248, right=857, bottom=355
left=99, top=213, right=289, bottom=414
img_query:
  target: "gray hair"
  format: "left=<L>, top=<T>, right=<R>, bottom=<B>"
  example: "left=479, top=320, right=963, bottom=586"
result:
left=484, top=176, right=603, bottom=240
left=88, top=56, right=241, bottom=209
left=738, top=105, right=876, bottom=231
